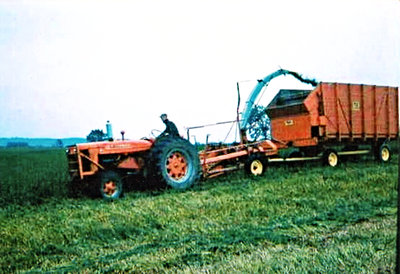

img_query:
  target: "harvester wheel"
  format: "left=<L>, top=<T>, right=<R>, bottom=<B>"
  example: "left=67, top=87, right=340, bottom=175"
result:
left=375, top=144, right=391, bottom=163
left=323, top=150, right=339, bottom=167
left=245, top=155, right=267, bottom=176
left=148, top=137, right=201, bottom=190
left=99, top=171, right=123, bottom=200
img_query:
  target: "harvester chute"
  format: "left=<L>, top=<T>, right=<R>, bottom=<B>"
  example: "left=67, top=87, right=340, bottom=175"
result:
left=239, top=69, right=318, bottom=135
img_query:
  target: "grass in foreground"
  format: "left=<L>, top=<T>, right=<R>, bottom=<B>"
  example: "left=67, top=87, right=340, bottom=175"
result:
left=0, top=148, right=397, bottom=272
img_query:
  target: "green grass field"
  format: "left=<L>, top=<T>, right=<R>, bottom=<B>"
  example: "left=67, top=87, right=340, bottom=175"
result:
left=0, top=147, right=397, bottom=272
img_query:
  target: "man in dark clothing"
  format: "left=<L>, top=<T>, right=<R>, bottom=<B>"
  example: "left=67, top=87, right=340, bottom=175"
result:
left=159, top=113, right=180, bottom=138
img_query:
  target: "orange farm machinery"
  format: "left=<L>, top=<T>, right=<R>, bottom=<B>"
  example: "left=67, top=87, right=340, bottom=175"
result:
left=67, top=69, right=398, bottom=199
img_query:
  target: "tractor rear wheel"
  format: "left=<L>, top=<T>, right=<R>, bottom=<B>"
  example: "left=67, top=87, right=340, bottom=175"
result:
left=99, top=170, right=123, bottom=200
left=245, top=155, right=267, bottom=176
left=148, top=137, right=201, bottom=190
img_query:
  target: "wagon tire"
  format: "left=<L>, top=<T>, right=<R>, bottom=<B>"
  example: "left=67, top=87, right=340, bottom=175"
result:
left=245, top=155, right=267, bottom=176
left=99, top=171, right=123, bottom=200
left=323, top=149, right=339, bottom=167
left=148, top=137, right=200, bottom=190
left=375, top=144, right=391, bottom=163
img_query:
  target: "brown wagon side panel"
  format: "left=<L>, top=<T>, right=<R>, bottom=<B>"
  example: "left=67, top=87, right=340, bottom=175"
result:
left=321, top=83, right=338, bottom=138
left=375, top=86, right=388, bottom=138
left=337, top=84, right=350, bottom=138
left=321, top=83, right=398, bottom=141
left=270, top=114, right=313, bottom=143
left=350, top=84, right=362, bottom=138
left=362, top=85, right=375, bottom=138
left=389, top=87, right=399, bottom=138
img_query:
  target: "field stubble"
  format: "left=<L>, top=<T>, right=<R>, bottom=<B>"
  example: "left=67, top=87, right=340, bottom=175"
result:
left=0, top=147, right=397, bottom=272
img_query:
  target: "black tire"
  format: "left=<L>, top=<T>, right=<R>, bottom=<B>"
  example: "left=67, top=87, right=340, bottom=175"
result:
left=148, top=137, right=201, bottom=190
left=375, top=144, right=391, bottom=163
left=99, top=170, right=123, bottom=200
left=245, top=155, right=267, bottom=176
left=323, top=149, right=339, bottom=167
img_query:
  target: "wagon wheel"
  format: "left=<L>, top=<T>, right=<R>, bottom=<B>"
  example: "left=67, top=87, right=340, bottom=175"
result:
left=375, top=144, right=391, bottom=163
left=245, top=155, right=267, bottom=176
left=323, top=150, right=339, bottom=167
left=99, top=171, right=123, bottom=200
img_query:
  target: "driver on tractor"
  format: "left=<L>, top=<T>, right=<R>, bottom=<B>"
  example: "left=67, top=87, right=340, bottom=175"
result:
left=159, top=113, right=180, bottom=138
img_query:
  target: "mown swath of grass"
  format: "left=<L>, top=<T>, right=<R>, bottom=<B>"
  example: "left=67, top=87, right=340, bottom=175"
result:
left=0, top=148, right=397, bottom=272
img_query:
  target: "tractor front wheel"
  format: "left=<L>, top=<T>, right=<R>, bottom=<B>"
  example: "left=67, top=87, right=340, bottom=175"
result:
left=99, top=171, right=123, bottom=200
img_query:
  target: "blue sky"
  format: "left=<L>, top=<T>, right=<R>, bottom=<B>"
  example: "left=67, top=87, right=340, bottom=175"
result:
left=0, top=0, right=399, bottom=142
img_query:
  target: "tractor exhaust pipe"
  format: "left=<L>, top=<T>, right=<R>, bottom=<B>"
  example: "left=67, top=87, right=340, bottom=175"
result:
left=106, top=120, right=113, bottom=141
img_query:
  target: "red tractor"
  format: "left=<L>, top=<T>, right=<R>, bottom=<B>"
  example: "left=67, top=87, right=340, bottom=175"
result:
left=66, top=136, right=201, bottom=199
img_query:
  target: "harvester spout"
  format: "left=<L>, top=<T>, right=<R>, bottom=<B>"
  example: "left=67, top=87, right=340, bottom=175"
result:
left=239, top=69, right=318, bottom=142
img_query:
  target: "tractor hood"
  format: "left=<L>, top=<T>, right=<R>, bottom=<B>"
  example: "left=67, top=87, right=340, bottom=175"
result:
left=67, top=139, right=154, bottom=155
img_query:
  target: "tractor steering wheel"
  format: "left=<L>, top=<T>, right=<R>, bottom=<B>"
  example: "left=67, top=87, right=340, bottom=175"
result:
left=151, top=129, right=162, bottom=138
